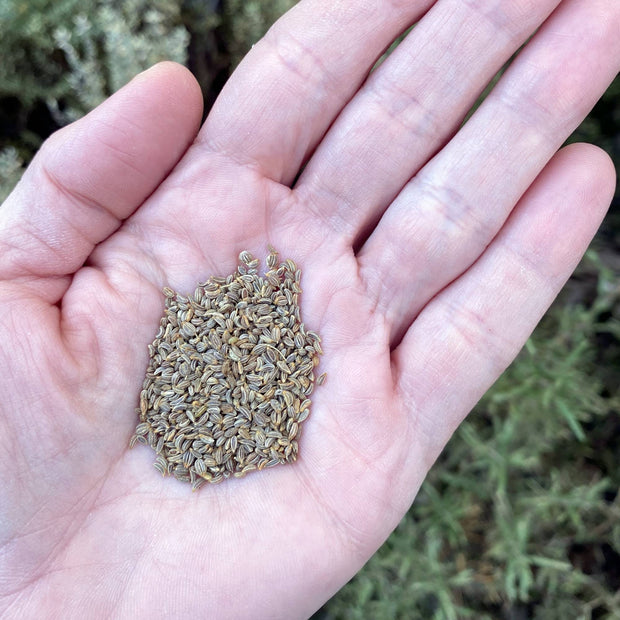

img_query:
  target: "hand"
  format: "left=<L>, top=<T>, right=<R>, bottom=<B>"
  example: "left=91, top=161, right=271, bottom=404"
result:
left=0, top=0, right=617, bottom=617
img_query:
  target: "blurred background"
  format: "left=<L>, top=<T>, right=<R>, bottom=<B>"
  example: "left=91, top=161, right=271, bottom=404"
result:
left=1, top=1, right=619, bottom=618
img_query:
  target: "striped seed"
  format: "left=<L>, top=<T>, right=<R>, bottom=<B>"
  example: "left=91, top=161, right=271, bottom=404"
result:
left=131, top=248, right=324, bottom=487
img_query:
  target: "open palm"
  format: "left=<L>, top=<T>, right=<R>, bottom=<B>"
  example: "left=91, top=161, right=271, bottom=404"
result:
left=1, top=1, right=618, bottom=617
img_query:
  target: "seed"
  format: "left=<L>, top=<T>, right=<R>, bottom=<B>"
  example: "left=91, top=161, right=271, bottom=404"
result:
left=131, top=248, right=324, bottom=488
left=239, top=250, right=254, bottom=264
left=192, top=478, right=205, bottom=491
left=153, top=455, right=168, bottom=476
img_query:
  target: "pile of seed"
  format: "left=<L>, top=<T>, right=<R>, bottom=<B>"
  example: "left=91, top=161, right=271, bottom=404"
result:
left=130, top=248, right=324, bottom=489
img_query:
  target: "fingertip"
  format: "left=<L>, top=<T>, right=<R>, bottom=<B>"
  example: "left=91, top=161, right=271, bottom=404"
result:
left=557, top=142, right=617, bottom=212
left=128, top=61, right=204, bottom=133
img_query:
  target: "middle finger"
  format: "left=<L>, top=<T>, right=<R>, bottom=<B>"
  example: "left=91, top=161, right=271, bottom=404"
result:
left=294, top=0, right=562, bottom=242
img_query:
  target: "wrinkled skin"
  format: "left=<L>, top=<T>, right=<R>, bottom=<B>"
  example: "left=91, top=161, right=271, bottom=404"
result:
left=0, top=0, right=618, bottom=617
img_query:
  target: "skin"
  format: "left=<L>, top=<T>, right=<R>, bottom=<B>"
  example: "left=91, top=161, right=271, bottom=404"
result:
left=0, top=0, right=618, bottom=617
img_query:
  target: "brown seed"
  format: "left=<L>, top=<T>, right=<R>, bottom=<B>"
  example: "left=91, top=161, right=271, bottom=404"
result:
left=131, top=248, right=324, bottom=487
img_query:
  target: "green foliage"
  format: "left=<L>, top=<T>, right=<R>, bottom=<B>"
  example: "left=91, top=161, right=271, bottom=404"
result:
left=54, top=1, right=189, bottom=120
left=0, top=0, right=84, bottom=105
left=0, top=147, right=24, bottom=204
left=318, top=251, right=620, bottom=619
left=0, top=0, right=189, bottom=140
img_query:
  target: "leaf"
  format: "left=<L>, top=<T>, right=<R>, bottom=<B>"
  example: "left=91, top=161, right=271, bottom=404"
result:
left=556, top=398, right=586, bottom=443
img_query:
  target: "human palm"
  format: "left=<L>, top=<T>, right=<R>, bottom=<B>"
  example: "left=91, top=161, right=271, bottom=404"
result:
left=1, top=1, right=618, bottom=617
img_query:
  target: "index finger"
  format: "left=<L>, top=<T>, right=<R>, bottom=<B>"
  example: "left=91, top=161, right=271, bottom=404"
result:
left=196, top=0, right=435, bottom=185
